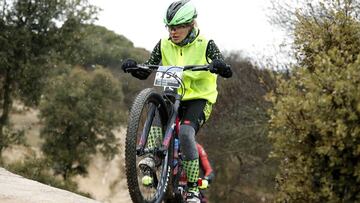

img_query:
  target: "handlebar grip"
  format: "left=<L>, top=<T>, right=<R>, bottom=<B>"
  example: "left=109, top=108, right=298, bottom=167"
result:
left=191, top=66, right=209, bottom=71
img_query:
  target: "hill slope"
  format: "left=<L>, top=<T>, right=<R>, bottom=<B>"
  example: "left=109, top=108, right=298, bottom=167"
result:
left=0, top=167, right=101, bottom=203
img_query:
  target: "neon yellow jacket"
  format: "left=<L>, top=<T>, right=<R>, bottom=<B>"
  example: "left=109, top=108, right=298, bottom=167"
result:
left=160, top=35, right=218, bottom=103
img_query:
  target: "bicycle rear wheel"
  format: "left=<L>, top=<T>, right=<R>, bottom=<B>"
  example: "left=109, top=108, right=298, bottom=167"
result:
left=125, top=88, right=171, bottom=203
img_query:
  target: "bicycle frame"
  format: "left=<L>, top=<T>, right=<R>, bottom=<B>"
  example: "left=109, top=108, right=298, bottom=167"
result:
left=161, top=93, right=181, bottom=153
left=136, top=90, right=181, bottom=158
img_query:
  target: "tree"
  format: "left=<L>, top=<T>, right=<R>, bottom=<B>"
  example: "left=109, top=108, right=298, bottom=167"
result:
left=270, top=0, right=360, bottom=34
left=269, top=0, right=360, bottom=202
left=0, top=0, right=97, bottom=158
left=40, top=66, right=124, bottom=179
left=269, top=0, right=360, bottom=70
left=68, top=24, right=149, bottom=68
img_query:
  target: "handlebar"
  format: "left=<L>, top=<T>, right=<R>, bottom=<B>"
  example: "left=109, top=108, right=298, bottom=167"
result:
left=133, top=64, right=211, bottom=72
left=136, top=64, right=230, bottom=71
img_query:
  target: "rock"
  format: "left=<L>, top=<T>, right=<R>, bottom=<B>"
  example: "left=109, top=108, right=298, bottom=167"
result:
left=0, top=168, right=102, bottom=203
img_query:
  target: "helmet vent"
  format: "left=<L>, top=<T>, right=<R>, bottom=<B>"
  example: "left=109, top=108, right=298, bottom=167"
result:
left=165, top=0, right=196, bottom=25
left=166, top=0, right=190, bottom=23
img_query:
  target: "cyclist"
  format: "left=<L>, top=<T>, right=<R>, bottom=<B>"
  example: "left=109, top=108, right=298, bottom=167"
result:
left=121, top=0, right=232, bottom=202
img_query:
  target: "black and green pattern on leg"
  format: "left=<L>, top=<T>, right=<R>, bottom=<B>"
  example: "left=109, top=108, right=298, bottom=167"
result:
left=183, top=159, right=200, bottom=192
left=146, top=126, right=163, bottom=149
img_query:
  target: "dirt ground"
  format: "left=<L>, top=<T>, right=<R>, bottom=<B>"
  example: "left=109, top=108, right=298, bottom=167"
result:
left=4, top=102, right=131, bottom=203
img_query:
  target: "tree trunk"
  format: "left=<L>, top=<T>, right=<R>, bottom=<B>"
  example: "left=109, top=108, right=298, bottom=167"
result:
left=0, top=69, right=13, bottom=158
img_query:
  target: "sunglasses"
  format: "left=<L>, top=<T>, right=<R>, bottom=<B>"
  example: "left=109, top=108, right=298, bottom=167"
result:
left=166, top=24, right=191, bottom=32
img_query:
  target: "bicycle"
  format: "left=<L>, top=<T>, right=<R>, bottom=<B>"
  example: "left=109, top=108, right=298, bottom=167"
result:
left=124, top=64, right=214, bottom=203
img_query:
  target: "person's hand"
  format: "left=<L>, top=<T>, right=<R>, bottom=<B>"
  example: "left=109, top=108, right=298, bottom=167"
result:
left=130, top=69, right=152, bottom=80
left=121, top=59, right=151, bottom=80
left=209, top=59, right=232, bottom=78
left=121, top=58, right=137, bottom=73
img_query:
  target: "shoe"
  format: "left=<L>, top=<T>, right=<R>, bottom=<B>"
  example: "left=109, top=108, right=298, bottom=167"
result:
left=138, top=156, right=155, bottom=186
left=141, top=175, right=153, bottom=186
left=198, top=179, right=209, bottom=190
left=199, top=171, right=215, bottom=189
left=138, top=156, right=155, bottom=171
left=186, top=190, right=200, bottom=203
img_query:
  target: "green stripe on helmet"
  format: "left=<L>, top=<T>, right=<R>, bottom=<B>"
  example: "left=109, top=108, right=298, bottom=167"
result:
left=164, top=0, right=197, bottom=26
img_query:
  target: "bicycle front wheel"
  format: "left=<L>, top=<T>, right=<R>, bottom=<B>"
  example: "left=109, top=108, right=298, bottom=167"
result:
left=125, top=88, right=172, bottom=203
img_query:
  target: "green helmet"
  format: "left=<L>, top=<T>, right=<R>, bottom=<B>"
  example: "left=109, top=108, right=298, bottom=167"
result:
left=164, top=0, right=197, bottom=26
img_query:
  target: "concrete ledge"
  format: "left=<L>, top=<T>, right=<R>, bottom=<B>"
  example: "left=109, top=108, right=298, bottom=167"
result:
left=0, top=168, right=102, bottom=203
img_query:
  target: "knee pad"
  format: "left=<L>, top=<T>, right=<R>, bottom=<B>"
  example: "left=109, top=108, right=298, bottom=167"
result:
left=179, top=125, right=198, bottom=160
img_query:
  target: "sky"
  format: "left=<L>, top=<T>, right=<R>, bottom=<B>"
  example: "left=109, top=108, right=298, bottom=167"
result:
left=89, top=0, right=287, bottom=62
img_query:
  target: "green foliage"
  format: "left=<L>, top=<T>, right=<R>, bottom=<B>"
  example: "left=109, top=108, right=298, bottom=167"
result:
left=39, top=66, right=124, bottom=179
left=269, top=1, right=360, bottom=202
left=1, top=0, right=98, bottom=106
left=293, top=4, right=360, bottom=72
left=65, top=23, right=151, bottom=107
left=0, top=128, right=25, bottom=163
left=270, top=55, right=360, bottom=203
left=0, top=0, right=98, bottom=156
left=69, top=24, right=150, bottom=68
left=0, top=127, right=25, bottom=146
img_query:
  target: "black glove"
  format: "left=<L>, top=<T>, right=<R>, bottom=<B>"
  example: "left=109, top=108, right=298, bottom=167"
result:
left=121, top=58, right=137, bottom=73
left=209, top=59, right=232, bottom=78
left=130, top=69, right=151, bottom=80
left=121, top=59, right=151, bottom=80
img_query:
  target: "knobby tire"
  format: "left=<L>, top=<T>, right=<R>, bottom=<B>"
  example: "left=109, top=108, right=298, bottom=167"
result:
left=125, top=88, right=172, bottom=203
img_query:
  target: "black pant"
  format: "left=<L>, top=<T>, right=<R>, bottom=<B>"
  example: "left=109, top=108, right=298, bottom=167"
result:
left=178, top=99, right=207, bottom=133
